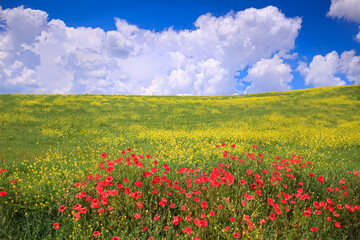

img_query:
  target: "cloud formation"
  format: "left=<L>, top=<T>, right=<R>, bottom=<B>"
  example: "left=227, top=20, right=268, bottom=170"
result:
left=327, top=0, right=360, bottom=43
left=241, top=55, right=293, bottom=94
left=0, top=5, right=302, bottom=95
left=298, top=50, right=360, bottom=87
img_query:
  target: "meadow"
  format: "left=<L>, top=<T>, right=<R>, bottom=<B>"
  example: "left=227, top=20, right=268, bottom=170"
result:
left=0, top=85, right=359, bottom=239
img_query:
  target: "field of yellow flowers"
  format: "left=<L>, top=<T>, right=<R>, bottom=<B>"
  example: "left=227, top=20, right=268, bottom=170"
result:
left=0, top=85, right=359, bottom=239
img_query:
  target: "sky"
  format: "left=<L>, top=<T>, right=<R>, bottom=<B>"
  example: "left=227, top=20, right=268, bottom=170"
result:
left=0, top=0, right=359, bottom=95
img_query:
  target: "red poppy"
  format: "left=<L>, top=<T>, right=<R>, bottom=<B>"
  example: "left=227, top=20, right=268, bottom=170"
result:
left=252, top=145, right=257, bottom=148
left=135, top=213, right=141, bottom=219
left=269, top=213, right=276, bottom=221
left=310, top=227, right=318, bottom=232
left=223, top=226, right=229, bottom=232
left=221, top=143, right=226, bottom=147
left=229, top=217, right=235, bottom=222
left=303, top=210, right=311, bottom=217
left=100, top=153, right=107, bottom=158
left=111, top=237, right=120, bottom=240
left=182, top=227, right=193, bottom=235
left=136, top=202, right=144, bottom=209
left=136, top=181, right=143, bottom=187
left=53, top=222, right=59, bottom=230
left=201, top=201, right=208, bottom=209
left=72, top=204, right=82, bottom=211
left=234, top=232, right=241, bottom=238
left=317, top=176, right=324, bottom=183
left=154, top=214, right=160, bottom=221
left=58, top=205, right=66, bottom=212
left=335, top=222, right=341, bottom=228
left=93, top=231, right=101, bottom=237
left=98, top=208, right=104, bottom=214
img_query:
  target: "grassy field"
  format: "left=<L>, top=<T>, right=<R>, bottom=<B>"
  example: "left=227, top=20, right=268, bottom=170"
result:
left=0, top=85, right=359, bottom=239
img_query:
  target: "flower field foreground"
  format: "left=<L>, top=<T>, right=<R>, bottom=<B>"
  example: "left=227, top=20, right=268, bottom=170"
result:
left=2, top=144, right=357, bottom=239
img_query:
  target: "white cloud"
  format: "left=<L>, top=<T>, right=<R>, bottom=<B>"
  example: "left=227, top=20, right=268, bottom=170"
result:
left=241, top=55, right=293, bottom=94
left=298, top=50, right=360, bottom=87
left=356, top=28, right=360, bottom=43
left=327, top=0, right=360, bottom=44
left=327, top=0, right=360, bottom=22
left=0, top=5, right=302, bottom=95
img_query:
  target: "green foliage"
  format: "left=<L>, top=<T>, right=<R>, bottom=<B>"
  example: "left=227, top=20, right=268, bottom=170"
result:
left=0, top=85, right=359, bottom=239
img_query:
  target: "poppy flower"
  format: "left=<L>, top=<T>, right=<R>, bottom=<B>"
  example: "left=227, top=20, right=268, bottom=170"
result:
left=317, top=176, right=324, bottom=183
left=53, top=222, right=59, bottom=230
left=136, top=181, right=143, bottom=187
left=252, top=145, right=257, bottom=148
left=58, top=205, right=66, bottom=212
left=310, top=227, right=318, bottom=232
left=135, top=213, right=141, bottom=219
left=269, top=213, right=276, bottom=221
left=182, top=227, right=192, bottom=235
left=111, top=237, right=120, bottom=240
left=303, top=210, right=311, bottom=217
left=100, top=153, right=107, bottom=158
left=200, top=201, right=208, bottom=209
left=223, top=226, right=229, bottom=232
left=234, top=232, right=241, bottom=238
left=335, top=222, right=341, bottom=228
left=93, top=231, right=101, bottom=237
left=154, top=214, right=160, bottom=221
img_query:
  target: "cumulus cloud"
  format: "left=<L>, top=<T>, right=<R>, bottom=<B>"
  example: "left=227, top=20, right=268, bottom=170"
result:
left=298, top=50, right=360, bottom=87
left=240, top=55, right=293, bottom=94
left=327, top=0, right=360, bottom=22
left=0, top=5, right=302, bottom=95
left=327, top=0, right=360, bottom=43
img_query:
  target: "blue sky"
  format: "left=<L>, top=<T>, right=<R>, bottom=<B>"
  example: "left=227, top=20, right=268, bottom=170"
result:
left=0, top=0, right=359, bottom=95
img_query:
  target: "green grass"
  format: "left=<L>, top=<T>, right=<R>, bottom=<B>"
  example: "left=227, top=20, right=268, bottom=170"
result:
left=0, top=85, right=359, bottom=239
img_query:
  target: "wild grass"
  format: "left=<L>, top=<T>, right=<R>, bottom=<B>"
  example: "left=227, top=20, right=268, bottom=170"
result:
left=0, top=85, right=359, bottom=239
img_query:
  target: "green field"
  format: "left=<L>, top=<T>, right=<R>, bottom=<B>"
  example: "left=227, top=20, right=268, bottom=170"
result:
left=0, top=85, right=359, bottom=239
